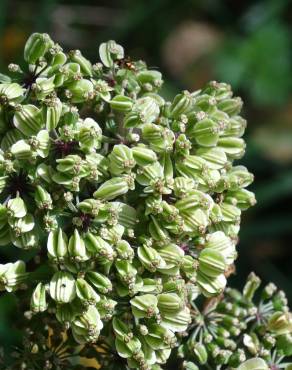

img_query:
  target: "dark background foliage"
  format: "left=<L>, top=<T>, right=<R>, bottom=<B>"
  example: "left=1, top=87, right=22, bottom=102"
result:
left=0, top=0, right=292, bottom=353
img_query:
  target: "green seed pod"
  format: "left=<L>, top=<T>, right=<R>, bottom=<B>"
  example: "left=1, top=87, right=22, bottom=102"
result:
left=276, top=334, right=292, bottom=356
left=138, top=245, right=166, bottom=272
left=137, top=70, right=163, bottom=89
left=34, top=185, right=52, bottom=209
left=222, top=116, right=246, bottom=137
left=94, top=177, right=129, bottom=201
left=188, top=118, right=219, bottom=147
left=108, top=144, right=135, bottom=175
left=10, top=139, right=32, bottom=160
left=24, top=33, right=53, bottom=64
left=132, top=145, right=157, bottom=166
left=99, top=40, right=124, bottom=67
left=69, top=49, right=92, bottom=76
left=196, top=147, right=227, bottom=170
left=145, top=323, right=176, bottom=350
left=169, top=91, right=193, bottom=118
left=34, top=77, right=55, bottom=100
left=217, top=97, right=243, bottom=116
left=268, top=311, right=292, bottom=336
left=148, top=216, right=170, bottom=242
left=109, top=95, right=133, bottom=112
left=47, top=228, right=68, bottom=261
left=193, top=342, right=208, bottom=365
left=84, top=233, right=114, bottom=259
left=30, top=282, right=47, bottom=313
left=49, top=271, right=76, bottom=304
left=11, top=229, right=39, bottom=249
left=225, top=188, right=256, bottom=210
left=13, top=104, right=42, bottom=136
left=7, top=197, right=27, bottom=218
left=116, top=240, right=134, bottom=260
left=198, top=248, right=227, bottom=278
left=68, top=229, right=90, bottom=262
left=182, top=362, right=199, bottom=370
left=78, top=117, right=102, bottom=152
left=42, top=96, right=62, bottom=130
left=173, top=177, right=196, bottom=197
left=237, top=358, right=268, bottom=370
left=76, top=277, right=100, bottom=305
left=0, top=83, right=24, bottom=102
left=157, top=293, right=184, bottom=315
left=142, top=124, right=175, bottom=152
left=71, top=305, right=103, bottom=344
left=67, top=79, right=94, bottom=103
left=197, top=271, right=226, bottom=297
left=86, top=271, right=112, bottom=294
left=204, top=231, right=236, bottom=265
left=160, top=306, right=191, bottom=332
left=56, top=303, right=77, bottom=324
left=8, top=213, right=34, bottom=236
left=130, top=294, right=159, bottom=319
left=227, top=165, right=254, bottom=189
left=175, top=189, right=212, bottom=213
left=217, top=137, right=246, bottom=159
left=0, top=260, right=27, bottom=292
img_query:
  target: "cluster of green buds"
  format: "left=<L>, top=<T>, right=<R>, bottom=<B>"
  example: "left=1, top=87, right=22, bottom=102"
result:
left=179, top=273, right=292, bottom=369
left=0, top=33, right=257, bottom=369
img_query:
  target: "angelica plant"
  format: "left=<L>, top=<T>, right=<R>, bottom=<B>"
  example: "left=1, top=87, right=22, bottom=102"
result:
left=0, top=33, right=286, bottom=370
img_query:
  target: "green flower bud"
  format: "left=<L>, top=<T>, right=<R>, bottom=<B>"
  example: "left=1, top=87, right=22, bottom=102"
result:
left=198, top=248, right=226, bottom=278
left=94, top=177, right=130, bottom=201
left=24, top=33, right=53, bottom=64
left=86, top=271, right=112, bottom=294
left=30, top=282, right=47, bottom=313
left=71, top=305, right=103, bottom=343
left=13, top=104, right=42, bottom=136
left=49, top=271, right=76, bottom=303
left=0, top=260, right=27, bottom=292
left=109, top=95, right=133, bottom=112
left=108, top=144, right=135, bottom=175
left=47, top=228, right=68, bottom=261
left=68, top=229, right=90, bottom=262
left=130, top=294, right=159, bottom=319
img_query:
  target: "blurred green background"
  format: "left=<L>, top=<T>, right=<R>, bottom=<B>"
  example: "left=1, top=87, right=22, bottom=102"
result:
left=0, top=0, right=292, bottom=350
